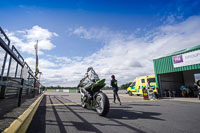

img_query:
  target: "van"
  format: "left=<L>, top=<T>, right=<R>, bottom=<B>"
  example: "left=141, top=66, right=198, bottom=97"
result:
left=127, top=75, right=157, bottom=96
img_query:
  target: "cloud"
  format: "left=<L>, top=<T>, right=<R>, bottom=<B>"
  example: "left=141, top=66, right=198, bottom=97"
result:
left=47, top=55, right=72, bottom=64
left=58, top=15, right=199, bottom=87
left=0, top=48, right=5, bottom=67
left=25, top=25, right=58, bottom=41
left=3, top=16, right=200, bottom=87
left=25, top=57, right=58, bottom=69
left=69, top=26, right=130, bottom=43
left=160, top=16, right=200, bottom=34
left=7, top=25, right=57, bottom=55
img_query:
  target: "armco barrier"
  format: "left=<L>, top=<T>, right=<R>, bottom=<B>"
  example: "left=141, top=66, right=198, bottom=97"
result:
left=45, top=89, right=127, bottom=94
left=0, top=27, right=42, bottom=107
left=69, top=89, right=77, bottom=93
left=46, top=89, right=77, bottom=93
left=3, top=94, right=44, bottom=133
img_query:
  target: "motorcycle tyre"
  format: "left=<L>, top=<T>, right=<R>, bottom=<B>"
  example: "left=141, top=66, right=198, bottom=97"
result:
left=95, top=92, right=110, bottom=116
left=81, top=96, right=87, bottom=108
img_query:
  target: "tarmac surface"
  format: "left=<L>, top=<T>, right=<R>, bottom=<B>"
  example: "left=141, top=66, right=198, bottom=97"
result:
left=27, top=92, right=200, bottom=133
left=0, top=95, right=40, bottom=132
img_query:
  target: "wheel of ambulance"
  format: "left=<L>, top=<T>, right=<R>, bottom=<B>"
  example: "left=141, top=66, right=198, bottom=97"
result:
left=129, top=91, right=132, bottom=96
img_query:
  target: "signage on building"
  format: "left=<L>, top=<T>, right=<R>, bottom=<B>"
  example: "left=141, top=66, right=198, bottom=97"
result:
left=22, top=66, right=28, bottom=80
left=172, top=50, right=200, bottom=68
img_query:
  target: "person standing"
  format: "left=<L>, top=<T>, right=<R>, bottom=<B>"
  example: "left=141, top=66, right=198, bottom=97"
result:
left=146, top=80, right=150, bottom=90
left=153, top=87, right=158, bottom=99
left=111, top=75, right=121, bottom=105
left=197, top=80, right=200, bottom=100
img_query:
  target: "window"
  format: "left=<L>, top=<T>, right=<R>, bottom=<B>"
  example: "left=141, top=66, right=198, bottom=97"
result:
left=141, top=79, right=145, bottom=83
left=132, top=82, right=136, bottom=87
left=194, top=73, right=200, bottom=81
left=147, top=78, right=155, bottom=83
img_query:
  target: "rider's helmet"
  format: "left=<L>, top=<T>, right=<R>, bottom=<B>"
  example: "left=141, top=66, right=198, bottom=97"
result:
left=87, top=67, right=99, bottom=82
left=87, top=67, right=93, bottom=72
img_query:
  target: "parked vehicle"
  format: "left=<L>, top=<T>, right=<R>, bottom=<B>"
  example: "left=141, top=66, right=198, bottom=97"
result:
left=127, top=75, right=157, bottom=96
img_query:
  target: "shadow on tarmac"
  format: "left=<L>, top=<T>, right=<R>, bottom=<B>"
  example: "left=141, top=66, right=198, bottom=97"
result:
left=127, top=103, right=160, bottom=106
left=107, top=108, right=164, bottom=121
left=27, top=95, right=46, bottom=133
left=55, top=96, right=102, bottom=133
left=103, top=105, right=164, bottom=133
left=27, top=95, right=164, bottom=133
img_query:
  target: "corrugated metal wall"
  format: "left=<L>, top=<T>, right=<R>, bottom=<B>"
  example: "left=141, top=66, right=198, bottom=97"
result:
left=153, top=55, right=200, bottom=75
left=153, top=45, right=200, bottom=96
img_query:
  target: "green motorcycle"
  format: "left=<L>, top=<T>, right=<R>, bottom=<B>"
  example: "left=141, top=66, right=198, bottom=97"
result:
left=78, top=79, right=110, bottom=116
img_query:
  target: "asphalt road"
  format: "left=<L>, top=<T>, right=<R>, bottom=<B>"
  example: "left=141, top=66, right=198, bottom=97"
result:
left=27, top=92, right=200, bottom=133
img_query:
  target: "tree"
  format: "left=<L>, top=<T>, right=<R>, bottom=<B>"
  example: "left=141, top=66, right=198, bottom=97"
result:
left=120, top=82, right=132, bottom=90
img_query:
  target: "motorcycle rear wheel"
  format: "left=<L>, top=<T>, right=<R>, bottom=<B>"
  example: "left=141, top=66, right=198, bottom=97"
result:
left=95, top=92, right=110, bottom=116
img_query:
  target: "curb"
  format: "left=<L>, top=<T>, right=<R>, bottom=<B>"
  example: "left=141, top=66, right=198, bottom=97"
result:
left=3, top=94, right=44, bottom=133
left=163, top=98, right=200, bottom=103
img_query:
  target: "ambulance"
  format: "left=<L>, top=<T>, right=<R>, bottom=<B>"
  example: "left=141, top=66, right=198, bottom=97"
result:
left=127, top=75, right=157, bottom=96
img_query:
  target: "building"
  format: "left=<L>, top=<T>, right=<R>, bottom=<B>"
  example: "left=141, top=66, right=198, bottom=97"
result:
left=153, top=45, right=200, bottom=97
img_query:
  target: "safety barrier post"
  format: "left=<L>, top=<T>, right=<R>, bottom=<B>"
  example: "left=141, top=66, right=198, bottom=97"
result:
left=33, top=79, right=36, bottom=98
left=18, top=78, right=24, bottom=107
left=0, top=85, right=6, bottom=99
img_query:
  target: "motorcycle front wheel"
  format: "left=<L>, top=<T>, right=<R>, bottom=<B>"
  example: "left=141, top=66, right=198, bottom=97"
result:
left=81, top=96, right=87, bottom=108
left=95, top=92, right=110, bottom=116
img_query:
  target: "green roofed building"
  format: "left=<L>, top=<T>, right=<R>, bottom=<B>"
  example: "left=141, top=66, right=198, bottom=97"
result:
left=153, top=45, right=200, bottom=97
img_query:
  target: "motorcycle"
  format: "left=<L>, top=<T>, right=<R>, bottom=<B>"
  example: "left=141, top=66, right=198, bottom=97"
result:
left=77, top=68, right=110, bottom=116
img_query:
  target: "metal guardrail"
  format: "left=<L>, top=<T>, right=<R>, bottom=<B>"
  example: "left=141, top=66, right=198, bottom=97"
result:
left=0, top=27, right=41, bottom=106
left=1, top=77, right=38, bottom=98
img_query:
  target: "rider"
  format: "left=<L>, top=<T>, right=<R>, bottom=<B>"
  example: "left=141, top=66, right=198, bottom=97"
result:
left=78, top=67, right=99, bottom=100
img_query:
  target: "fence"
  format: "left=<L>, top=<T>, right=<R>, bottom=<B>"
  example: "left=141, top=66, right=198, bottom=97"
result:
left=0, top=27, right=41, bottom=106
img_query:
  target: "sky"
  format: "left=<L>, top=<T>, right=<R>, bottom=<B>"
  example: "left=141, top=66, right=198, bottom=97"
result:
left=0, top=0, right=200, bottom=87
